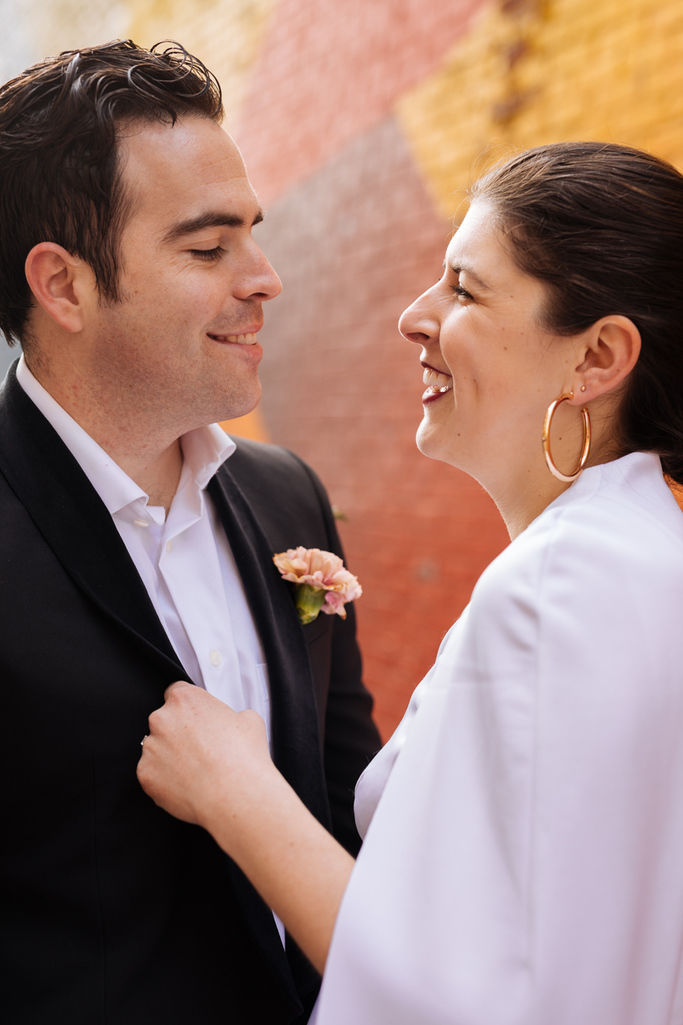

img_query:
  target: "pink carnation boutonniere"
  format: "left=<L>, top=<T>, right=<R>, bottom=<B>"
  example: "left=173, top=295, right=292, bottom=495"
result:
left=273, top=547, right=362, bottom=626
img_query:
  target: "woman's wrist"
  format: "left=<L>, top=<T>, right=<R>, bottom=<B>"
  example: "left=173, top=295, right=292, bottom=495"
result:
left=197, top=756, right=291, bottom=859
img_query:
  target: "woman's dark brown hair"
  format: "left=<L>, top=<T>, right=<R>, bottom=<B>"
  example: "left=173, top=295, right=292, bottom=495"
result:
left=0, top=39, right=223, bottom=345
left=472, top=141, right=683, bottom=485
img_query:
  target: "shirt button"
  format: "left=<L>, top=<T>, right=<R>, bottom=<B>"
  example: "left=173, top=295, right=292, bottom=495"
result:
left=165, top=541, right=173, bottom=553
left=209, top=649, right=222, bottom=667
left=133, top=519, right=149, bottom=528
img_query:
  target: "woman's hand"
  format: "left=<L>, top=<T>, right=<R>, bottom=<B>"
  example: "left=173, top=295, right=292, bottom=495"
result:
left=137, top=680, right=354, bottom=973
left=137, top=682, right=276, bottom=839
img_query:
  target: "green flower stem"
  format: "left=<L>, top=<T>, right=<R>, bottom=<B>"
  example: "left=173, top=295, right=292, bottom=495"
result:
left=295, top=584, right=327, bottom=625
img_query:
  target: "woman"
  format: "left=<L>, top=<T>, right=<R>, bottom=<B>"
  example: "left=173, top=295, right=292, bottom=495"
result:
left=137, top=142, right=683, bottom=1024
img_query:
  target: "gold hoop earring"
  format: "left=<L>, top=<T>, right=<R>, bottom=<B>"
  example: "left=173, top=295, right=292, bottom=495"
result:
left=542, top=392, right=591, bottom=483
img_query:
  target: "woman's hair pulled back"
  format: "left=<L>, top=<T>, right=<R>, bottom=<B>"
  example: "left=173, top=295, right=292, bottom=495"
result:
left=472, top=141, right=683, bottom=485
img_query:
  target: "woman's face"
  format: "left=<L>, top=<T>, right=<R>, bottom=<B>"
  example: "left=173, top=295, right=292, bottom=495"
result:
left=399, top=200, right=577, bottom=490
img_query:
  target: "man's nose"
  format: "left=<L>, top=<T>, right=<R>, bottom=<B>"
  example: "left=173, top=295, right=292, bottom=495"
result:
left=242, top=246, right=282, bottom=302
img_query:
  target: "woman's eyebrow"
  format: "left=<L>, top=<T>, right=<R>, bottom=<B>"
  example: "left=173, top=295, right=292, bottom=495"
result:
left=445, top=261, right=491, bottom=291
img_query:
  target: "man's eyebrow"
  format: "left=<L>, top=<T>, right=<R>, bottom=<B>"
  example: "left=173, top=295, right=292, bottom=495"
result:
left=160, top=209, right=264, bottom=245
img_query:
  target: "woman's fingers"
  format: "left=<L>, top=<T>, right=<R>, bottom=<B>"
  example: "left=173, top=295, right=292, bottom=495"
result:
left=137, top=683, right=272, bottom=833
left=163, top=679, right=194, bottom=701
left=138, top=685, right=225, bottom=823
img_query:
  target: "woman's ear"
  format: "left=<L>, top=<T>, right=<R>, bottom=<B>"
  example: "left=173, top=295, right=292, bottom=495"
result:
left=570, top=315, right=641, bottom=403
left=24, top=242, right=95, bottom=334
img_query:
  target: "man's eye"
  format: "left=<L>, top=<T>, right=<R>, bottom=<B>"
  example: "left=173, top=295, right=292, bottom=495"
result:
left=190, top=247, right=225, bottom=262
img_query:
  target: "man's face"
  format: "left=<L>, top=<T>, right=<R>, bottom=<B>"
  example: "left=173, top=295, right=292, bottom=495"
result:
left=87, top=117, right=281, bottom=434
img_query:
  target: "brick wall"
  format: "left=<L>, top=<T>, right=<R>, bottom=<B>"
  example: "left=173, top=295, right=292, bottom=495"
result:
left=228, top=0, right=683, bottom=736
left=3, top=0, right=682, bottom=737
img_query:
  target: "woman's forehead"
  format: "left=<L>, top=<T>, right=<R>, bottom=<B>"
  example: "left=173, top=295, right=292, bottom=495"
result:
left=445, top=202, right=508, bottom=280
left=445, top=200, right=552, bottom=311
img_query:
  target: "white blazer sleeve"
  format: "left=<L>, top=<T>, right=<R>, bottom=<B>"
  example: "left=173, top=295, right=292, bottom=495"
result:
left=313, top=453, right=683, bottom=1025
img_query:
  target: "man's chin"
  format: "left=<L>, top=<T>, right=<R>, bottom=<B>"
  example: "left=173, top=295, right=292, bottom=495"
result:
left=213, top=392, right=264, bottom=431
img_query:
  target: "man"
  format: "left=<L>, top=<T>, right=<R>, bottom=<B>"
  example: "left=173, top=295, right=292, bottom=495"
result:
left=0, top=40, right=380, bottom=1025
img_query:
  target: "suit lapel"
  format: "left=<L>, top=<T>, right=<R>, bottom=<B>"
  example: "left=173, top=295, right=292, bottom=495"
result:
left=208, top=467, right=332, bottom=829
left=0, top=365, right=318, bottom=1005
left=0, top=365, right=185, bottom=677
left=0, top=363, right=329, bottom=823
left=209, top=462, right=331, bottom=1007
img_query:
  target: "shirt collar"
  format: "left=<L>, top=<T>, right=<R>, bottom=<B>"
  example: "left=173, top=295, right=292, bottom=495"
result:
left=179, top=418, right=236, bottom=491
left=16, top=355, right=236, bottom=515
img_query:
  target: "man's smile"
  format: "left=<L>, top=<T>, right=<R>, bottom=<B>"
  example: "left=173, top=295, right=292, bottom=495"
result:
left=207, top=331, right=260, bottom=345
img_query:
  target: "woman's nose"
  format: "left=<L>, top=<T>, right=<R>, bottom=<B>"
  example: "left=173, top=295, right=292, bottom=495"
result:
left=398, top=288, right=438, bottom=344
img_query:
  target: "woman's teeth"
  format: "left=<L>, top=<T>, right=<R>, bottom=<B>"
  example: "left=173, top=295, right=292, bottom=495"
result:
left=422, top=367, right=453, bottom=393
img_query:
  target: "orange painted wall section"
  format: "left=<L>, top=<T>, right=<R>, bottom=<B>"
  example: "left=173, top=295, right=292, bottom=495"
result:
left=220, top=407, right=271, bottom=442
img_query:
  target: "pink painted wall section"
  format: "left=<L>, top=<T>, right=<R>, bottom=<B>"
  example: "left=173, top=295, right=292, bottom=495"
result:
left=254, top=117, right=509, bottom=737
left=235, top=0, right=489, bottom=205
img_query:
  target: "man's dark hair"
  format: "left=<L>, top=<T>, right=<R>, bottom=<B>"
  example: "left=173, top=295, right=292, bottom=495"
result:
left=0, top=39, right=223, bottom=345
left=472, top=141, right=683, bottom=486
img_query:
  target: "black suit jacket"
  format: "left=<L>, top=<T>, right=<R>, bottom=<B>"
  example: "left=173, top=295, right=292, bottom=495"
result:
left=0, top=364, right=380, bottom=1025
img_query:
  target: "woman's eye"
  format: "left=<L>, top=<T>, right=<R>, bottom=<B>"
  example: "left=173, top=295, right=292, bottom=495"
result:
left=452, top=284, right=473, bottom=301
left=191, top=247, right=225, bottom=262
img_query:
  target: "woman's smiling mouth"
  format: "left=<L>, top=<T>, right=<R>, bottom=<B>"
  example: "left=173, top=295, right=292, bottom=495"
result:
left=422, top=363, right=453, bottom=402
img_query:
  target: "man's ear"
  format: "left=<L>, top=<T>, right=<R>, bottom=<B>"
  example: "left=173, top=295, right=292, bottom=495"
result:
left=24, top=242, right=95, bottom=334
left=569, top=315, right=641, bottom=404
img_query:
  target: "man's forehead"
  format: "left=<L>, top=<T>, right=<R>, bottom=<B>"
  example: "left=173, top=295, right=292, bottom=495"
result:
left=116, top=117, right=260, bottom=231
left=118, top=114, right=237, bottom=151
left=119, top=120, right=243, bottom=179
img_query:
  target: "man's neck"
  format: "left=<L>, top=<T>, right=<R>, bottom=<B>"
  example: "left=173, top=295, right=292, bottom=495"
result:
left=128, top=440, right=184, bottom=512
left=24, top=353, right=185, bottom=513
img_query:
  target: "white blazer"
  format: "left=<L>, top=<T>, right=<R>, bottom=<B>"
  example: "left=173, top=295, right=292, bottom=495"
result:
left=314, top=452, right=683, bottom=1025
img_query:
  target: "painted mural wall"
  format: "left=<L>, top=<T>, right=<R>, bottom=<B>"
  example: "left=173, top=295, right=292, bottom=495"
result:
left=2, top=0, right=682, bottom=736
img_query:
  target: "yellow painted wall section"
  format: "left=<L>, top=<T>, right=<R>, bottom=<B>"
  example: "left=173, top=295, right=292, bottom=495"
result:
left=4, top=0, right=280, bottom=131
left=125, top=0, right=281, bottom=127
left=7, top=0, right=278, bottom=442
left=10, top=0, right=130, bottom=66
left=397, top=0, right=683, bottom=220
left=125, top=0, right=280, bottom=440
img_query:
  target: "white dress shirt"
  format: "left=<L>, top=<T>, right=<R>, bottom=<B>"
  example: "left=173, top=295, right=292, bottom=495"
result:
left=17, top=357, right=287, bottom=946
left=16, top=357, right=271, bottom=737
left=314, top=452, right=683, bottom=1025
